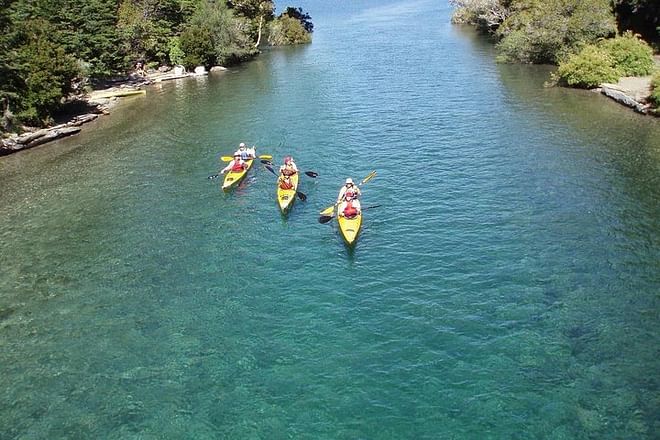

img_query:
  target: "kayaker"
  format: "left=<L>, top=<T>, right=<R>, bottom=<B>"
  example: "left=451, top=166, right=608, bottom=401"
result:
left=279, top=174, right=294, bottom=190
left=279, top=156, right=298, bottom=176
left=337, top=178, right=361, bottom=218
left=221, top=154, right=246, bottom=174
left=339, top=191, right=361, bottom=218
left=235, top=143, right=256, bottom=160
left=337, top=178, right=361, bottom=203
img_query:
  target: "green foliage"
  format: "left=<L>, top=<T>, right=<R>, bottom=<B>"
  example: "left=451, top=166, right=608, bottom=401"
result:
left=496, top=0, right=616, bottom=64
left=13, top=19, right=80, bottom=125
left=649, top=69, right=660, bottom=108
left=180, top=25, right=216, bottom=67
left=227, top=0, right=275, bottom=44
left=168, top=37, right=185, bottom=66
left=281, top=7, right=313, bottom=33
left=268, top=15, right=311, bottom=46
left=180, top=0, right=257, bottom=68
left=554, top=45, right=619, bottom=88
left=0, top=0, right=311, bottom=130
left=117, top=0, right=183, bottom=65
left=599, top=31, right=654, bottom=76
left=227, top=0, right=274, bottom=21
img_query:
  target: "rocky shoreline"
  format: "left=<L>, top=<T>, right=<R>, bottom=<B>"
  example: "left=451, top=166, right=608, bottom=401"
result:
left=0, top=66, right=223, bottom=157
left=598, top=75, right=658, bottom=116
left=598, top=56, right=660, bottom=116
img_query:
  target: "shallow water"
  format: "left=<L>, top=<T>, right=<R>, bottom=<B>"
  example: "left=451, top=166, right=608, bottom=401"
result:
left=1, top=1, right=659, bottom=438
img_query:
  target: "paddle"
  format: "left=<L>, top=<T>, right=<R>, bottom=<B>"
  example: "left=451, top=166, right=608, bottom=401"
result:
left=318, top=170, right=377, bottom=218
left=318, top=204, right=382, bottom=224
left=260, top=159, right=318, bottom=178
left=207, top=153, right=270, bottom=179
left=221, top=154, right=272, bottom=162
left=262, top=164, right=307, bottom=201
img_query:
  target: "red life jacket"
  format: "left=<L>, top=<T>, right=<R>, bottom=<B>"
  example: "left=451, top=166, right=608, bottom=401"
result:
left=280, top=178, right=293, bottom=190
left=231, top=160, right=244, bottom=172
left=343, top=201, right=358, bottom=218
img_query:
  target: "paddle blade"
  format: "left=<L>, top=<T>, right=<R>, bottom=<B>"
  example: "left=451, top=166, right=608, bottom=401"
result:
left=220, top=156, right=233, bottom=162
left=260, top=159, right=273, bottom=165
left=319, top=205, right=335, bottom=216
left=361, top=170, right=377, bottom=185
left=318, top=215, right=334, bottom=224
left=263, top=164, right=277, bottom=175
left=297, top=191, right=307, bottom=202
left=304, top=171, right=318, bottom=178
left=258, top=154, right=272, bottom=160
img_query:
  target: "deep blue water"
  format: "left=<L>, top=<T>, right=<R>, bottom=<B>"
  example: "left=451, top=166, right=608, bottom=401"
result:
left=1, top=1, right=659, bottom=438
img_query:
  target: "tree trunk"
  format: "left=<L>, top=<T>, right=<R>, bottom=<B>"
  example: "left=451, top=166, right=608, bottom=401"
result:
left=254, top=15, right=264, bottom=48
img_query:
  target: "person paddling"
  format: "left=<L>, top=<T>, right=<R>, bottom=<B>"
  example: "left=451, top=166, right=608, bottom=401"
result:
left=234, top=142, right=256, bottom=160
left=337, top=178, right=361, bottom=218
left=279, top=174, right=294, bottom=190
left=279, top=156, right=298, bottom=177
left=221, top=154, right=246, bottom=174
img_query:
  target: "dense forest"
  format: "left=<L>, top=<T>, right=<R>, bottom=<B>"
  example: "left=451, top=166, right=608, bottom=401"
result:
left=0, top=0, right=313, bottom=129
left=451, top=0, right=659, bottom=102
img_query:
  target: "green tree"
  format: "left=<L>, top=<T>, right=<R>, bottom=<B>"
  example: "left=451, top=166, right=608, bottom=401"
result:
left=281, top=7, right=313, bottom=33
left=0, top=0, right=19, bottom=129
left=227, top=0, right=274, bottom=46
left=12, top=19, right=80, bottom=125
left=496, top=0, right=616, bottom=64
left=268, top=9, right=312, bottom=46
left=180, top=0, right=256, bottom=68
left=9, top=0, right=125, bottom=78
left=117, top=0, right=184, bottom=66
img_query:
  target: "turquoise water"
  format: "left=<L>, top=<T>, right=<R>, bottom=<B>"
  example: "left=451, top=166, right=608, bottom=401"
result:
left=1, top=1, right=659, bottom=438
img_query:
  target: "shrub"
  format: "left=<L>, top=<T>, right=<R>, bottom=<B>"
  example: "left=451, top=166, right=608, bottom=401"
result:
left=649, top=69, right=660, bottom=108
left=599, top=31, right=654, bottom=76
left=554, top=45, right=619, bottom=88
left=268, top=15, right=311, bottom=46
left=496, top=0, right=616, bottom=64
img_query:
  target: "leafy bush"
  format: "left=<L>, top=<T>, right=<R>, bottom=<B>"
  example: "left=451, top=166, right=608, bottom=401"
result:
left=496, top=0, right=616, bottom=64
left=554, top=45, right=620, bottom=88
left=599, top=31, right=654, bottom=76
left=168, top=37, right=185, bottom=67
left=649, top=69, right=660, bottom=108
left=268, top=15, right=311, bottom=46
left=180, top=25, right=216, bottom=67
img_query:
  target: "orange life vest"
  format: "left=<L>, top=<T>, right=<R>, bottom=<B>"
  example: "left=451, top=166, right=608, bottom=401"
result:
left=343, top=201, right=358, bottom=218
left=279, top=178, right=293, bottom=190
left=231, top=160, right=244, bottom=172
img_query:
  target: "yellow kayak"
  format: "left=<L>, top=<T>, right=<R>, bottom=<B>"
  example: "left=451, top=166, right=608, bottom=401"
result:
left=222, top=158, right=254, bottom=190
left=338, top=209, right=362, bottom=245
left=277, top=172, right=299, bottom=213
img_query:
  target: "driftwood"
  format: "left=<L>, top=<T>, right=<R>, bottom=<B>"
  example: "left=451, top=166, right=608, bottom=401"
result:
left=0, top=114, right=98, bottom=156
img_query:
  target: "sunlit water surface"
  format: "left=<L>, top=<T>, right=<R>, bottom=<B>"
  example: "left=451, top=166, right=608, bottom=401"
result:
left=1, top=1, right=659, bottom=438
